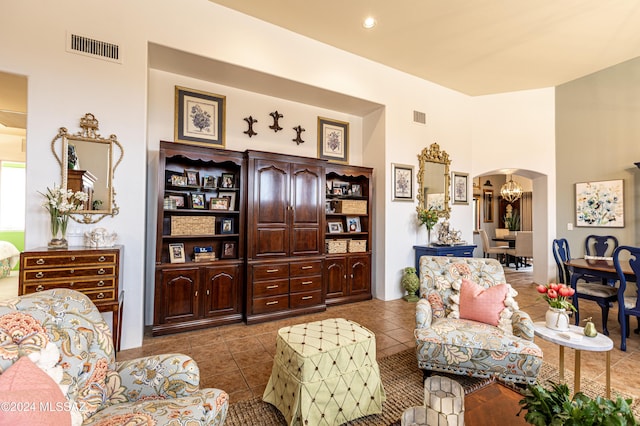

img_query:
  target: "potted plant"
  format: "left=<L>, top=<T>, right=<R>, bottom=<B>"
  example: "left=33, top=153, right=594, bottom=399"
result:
left=518, top=382, right=638, bottom=425
left=536, top=283, right=576, bottom=331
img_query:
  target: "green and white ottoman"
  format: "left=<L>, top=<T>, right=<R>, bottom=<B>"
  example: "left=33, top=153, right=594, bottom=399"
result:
left=263, top=318, right=386, bottom=426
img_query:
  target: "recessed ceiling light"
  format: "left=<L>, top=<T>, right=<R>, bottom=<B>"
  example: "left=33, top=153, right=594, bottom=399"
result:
left=363, top=17, right=376, bottom=29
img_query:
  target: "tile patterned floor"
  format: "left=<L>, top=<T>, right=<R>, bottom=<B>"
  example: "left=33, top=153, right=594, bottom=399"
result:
left=117, top=267, right=640, bottom=404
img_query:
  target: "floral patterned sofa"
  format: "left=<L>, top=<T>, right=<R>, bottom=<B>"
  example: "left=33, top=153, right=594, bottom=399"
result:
left=0, top=288, right=228, bottom=425
left=415, top=256, right=543, bottom=384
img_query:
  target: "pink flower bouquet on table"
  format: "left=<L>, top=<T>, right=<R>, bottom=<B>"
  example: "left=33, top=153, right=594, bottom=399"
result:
left=536, top=283, right=576, bottom=311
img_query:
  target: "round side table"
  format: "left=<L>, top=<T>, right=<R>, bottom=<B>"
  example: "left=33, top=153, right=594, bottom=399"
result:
left=533, top=322, right=613, bottom=397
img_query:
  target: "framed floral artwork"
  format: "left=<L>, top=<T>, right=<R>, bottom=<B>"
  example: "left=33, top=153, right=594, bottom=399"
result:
left=317, top=117, right=349, bottom=163
left=575, top=179, right=624, bottom=227
left=452, top=171, right=469, bottom=205
left=392, top=163, right=413, bottom=201
left=175, top=86, right=226, bottom=147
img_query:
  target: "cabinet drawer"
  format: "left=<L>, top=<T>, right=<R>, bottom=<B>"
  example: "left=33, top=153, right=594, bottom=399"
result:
left=22, top=253, right=117, bottom=269
left=290, top=290, right=322, bottom=309
left=22, top=278, right=115, bottom=294
left=23, top=265, right=115, bottom=281
left=83, top=289, right=116, bottom=303
left=252, top=295, right=289, bottom=314
left=290, top=260, right=323, bottom=276
left=290, top=275, right=322, bottom=293
left=253, top=279, right=289, bottom=297
left=252, top=263, right=289, bottom=280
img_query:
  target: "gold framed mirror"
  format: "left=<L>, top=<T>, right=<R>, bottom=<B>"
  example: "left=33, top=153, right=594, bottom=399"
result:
left=51, top=113, right=124, bottom=223
left=417, top=142, right=451, bottom=219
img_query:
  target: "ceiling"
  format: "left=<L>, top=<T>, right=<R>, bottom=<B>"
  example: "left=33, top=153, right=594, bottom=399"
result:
left=209, top=0, right=640, bottom=96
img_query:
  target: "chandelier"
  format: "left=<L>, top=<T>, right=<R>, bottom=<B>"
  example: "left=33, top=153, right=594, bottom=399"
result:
left=500, top=175, right=523, bottom=203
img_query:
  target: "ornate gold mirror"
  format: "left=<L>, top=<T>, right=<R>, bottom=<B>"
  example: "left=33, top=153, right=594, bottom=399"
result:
left=417, top=142, right=451, bottom=218
left=51, top=113, right=124, bottom=223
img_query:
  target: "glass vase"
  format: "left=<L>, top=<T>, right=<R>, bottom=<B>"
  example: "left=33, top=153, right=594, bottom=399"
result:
left=545, top=307, right=570, bottom=331
left=48, top=215, right=68, bottom=249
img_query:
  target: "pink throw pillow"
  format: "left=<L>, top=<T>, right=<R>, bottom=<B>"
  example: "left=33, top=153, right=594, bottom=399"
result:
left=0, top=356, right=71, bottom=426
left=459, top=278, right=508, bottom=326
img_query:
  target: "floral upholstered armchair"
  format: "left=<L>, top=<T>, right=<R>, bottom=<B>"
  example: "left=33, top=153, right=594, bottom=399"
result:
left=415, top=256, right=543, bottom=384
left=0, top=289, right=228, bottom=425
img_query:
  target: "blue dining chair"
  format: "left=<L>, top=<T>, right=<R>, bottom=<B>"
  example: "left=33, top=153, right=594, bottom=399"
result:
left=553, top=238, right=618, bottom=335
left=613, top=245, right=640, bottom=351
left=585, top=235, right=619, bottom=285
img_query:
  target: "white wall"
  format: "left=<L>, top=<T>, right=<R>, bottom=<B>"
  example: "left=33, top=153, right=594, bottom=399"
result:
left=1, top=0, right=557, bottom=348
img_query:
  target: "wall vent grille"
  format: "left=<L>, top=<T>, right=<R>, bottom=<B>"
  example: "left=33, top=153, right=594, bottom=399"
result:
left=413, top=110, right=426, bottom=125
left=66, top=33, right=121, bottom=63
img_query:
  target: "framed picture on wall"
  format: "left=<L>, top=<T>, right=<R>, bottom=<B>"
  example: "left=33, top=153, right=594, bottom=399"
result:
left=317, top=117, right=349, bottom=163
left=483, top=189, right=494, bottom=223
left=391, top=163, right=413, bottom=201
left=452, top=171, right=469, bottom=205
left=175, top=86, right=226, bottom=147
left=575, top=179, right=624, bottom=227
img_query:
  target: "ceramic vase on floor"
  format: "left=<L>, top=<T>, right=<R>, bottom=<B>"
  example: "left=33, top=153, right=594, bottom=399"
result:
left=545, top=307, right=570, bottom=331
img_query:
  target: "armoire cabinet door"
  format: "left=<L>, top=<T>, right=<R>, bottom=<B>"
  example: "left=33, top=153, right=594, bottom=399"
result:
left=290, top=164, right=324, bottom=256
left=252, top=159, right=290, bottom=258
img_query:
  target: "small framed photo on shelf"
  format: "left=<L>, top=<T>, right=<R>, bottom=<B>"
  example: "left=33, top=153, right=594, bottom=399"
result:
left=221, top=241, right=237, bottom=259
left=184, top=170, right=200, bottom=187
left=220, top=173, right=235, bottom=188
left=328, top=221, right=343, bottom=233
left=168, top=194, right=186, bottom=208
left=350, top=184, right=362, bottom=197
left=220, top=218, right=234, bottom=234
left=391, top=163, right=413, bottom=201
left=170, top=174, right=188, bottom=187
left=202, top=175, right=218, bottom=188
left=175, top=86, right=226, bottom=147
left=209, top=197, right=230, bottom=210
left=332, top=181, right=349, bottom=196
left=218, top=190, right=236, bottom=210
left=325, top=200, right=335, bottom=214
left=190, top=192, right=206, bottom=209
left=169, top=243, right=185, bottom=263
left=318, top=116, right=349, bottom=163
left=346, top=216, right=361, bottom=233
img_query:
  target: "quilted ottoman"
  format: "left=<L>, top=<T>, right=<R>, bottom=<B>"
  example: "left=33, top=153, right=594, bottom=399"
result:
left=263, top=318, right=385, bottom=426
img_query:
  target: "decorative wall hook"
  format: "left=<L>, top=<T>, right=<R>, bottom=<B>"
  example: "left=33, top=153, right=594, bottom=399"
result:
left=243, top=116, right=258, bottom=137
left=269, top=110, right=283, bottom=132
left=292, top=125, right=305, bottom=145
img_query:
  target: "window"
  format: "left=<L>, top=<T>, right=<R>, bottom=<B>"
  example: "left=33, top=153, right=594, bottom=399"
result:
left=0, top=161, right=26, bottom=230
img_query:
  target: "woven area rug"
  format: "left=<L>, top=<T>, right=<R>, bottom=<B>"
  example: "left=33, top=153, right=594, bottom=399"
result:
left=225, top=348, right=639, bottom=425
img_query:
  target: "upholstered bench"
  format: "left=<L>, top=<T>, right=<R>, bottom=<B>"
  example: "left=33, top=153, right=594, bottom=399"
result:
left=263, top=318, right=385, bottom=426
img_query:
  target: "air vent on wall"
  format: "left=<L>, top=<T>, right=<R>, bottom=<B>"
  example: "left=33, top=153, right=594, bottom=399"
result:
left=413, top=110, right=426, bottom=125
left=66, top=32, right=121, bottom=63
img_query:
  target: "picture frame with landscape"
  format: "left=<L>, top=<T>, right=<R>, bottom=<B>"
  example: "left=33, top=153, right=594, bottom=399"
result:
left=209, top=197, right=229, bottom=210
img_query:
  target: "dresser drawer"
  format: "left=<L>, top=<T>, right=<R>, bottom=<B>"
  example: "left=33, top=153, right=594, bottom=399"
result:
left=252, top=295, right=289, bottom=314
left=290, top=275, right=322, bottom=293
left=22, top=265, right=115, bottom=281
left=290, top=290, right=322, bottom=309
left=290, top=260, right=323, bottom=276
left=253, top=279, right=289, bottom=297
left=83, top=289, right=116, bottom=303
left=252, top=263, right=290, bottom=281
left=22, top=277, right=116, bottom=294
left=22, top=253, right=117, bottom=269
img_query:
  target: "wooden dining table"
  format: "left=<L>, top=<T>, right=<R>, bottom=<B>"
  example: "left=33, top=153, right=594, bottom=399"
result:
left=564, top=258, right=635, bottom=285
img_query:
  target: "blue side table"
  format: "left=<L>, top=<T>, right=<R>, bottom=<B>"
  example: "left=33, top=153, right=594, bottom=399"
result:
left=413, top=244, right=477, bottom=271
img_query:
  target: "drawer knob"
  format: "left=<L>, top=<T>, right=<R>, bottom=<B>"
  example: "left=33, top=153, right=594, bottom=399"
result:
left=36, top=259, right=45, bottom=265
left=35, top=272, right=44, bottom=279
left=302, top=296, right=313, bottom=300
left=266, top=285, right=279, bottom=289
left=301, top=265, right=313, bottom=270
left=70, top=269, right=75, bottom=274
left=266, top=301, right=279, bottom=306
left=69, top=282, right=74, bottom=287
left=35, top=285, right=44, bottom=292
left=98, top=256, right=106, bottom=262
left=266, top=269, right=279, bottom=273
left=97, top=280, right=105, bottom=287
left=301, top=281, right=312, bottom=285
left=71, top=256, right=75, bottom=261
left=97, top=268, right=106, bottom=275
left=96, top=292, right=105, bottom=299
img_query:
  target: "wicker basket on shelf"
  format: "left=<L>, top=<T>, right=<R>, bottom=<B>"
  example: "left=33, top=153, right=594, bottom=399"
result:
left=326, top=239, right=348, bottom=254
left=334, top=200, right=367, bottom=214
left=348, top=240, right=367, bottom=253
left=171, top=216, right=216, bottom=236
